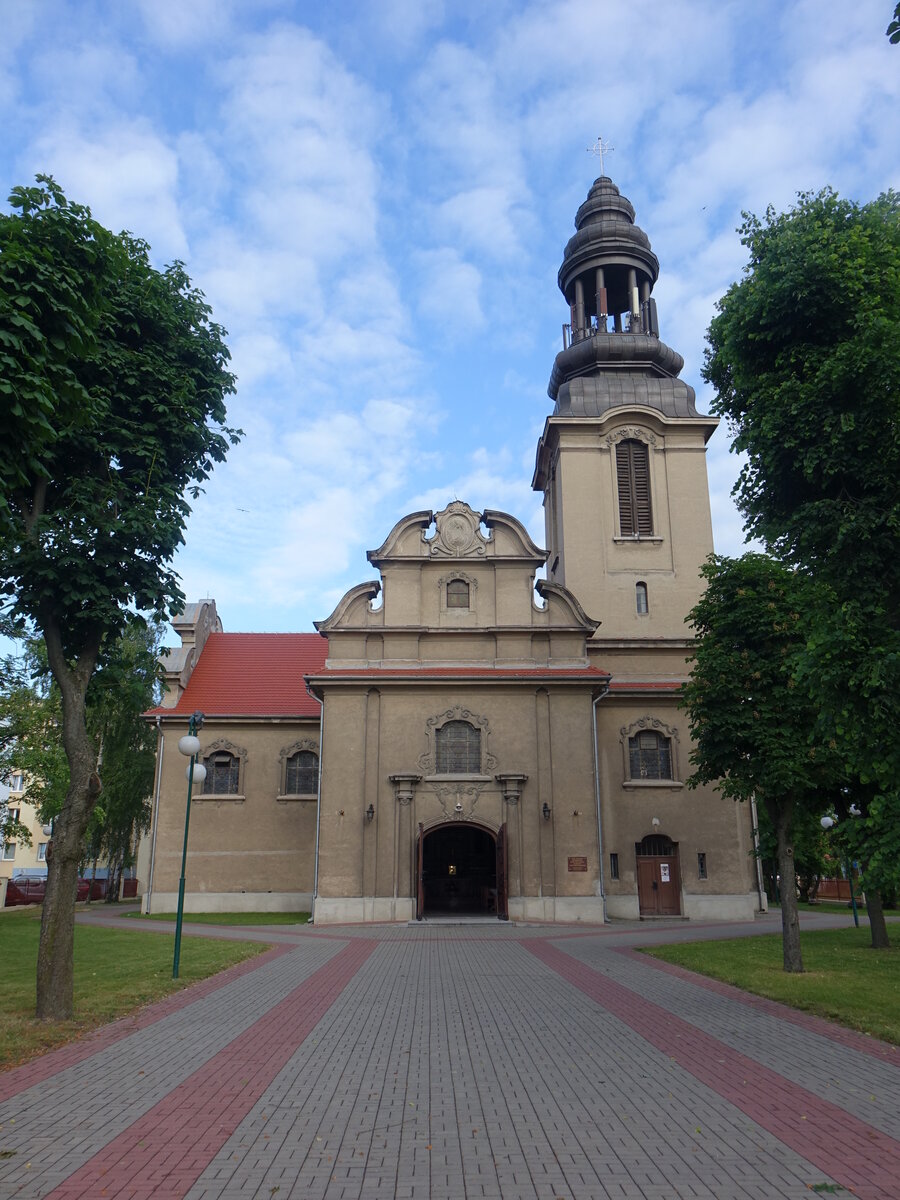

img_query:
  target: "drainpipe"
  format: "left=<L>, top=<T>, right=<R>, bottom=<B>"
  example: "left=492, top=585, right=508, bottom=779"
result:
left=308, top=683, right=325, bottom=924
left=145, top=717, right=164, bottom=915
left=749, top=793, right=767, bottom=913
left=592, top=687, right=610, bottom=921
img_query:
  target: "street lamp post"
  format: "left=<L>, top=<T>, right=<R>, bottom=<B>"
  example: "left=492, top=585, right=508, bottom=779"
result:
left=174, top=711, right=206, bottom=978
left=820, top=814, right=859, bottom=928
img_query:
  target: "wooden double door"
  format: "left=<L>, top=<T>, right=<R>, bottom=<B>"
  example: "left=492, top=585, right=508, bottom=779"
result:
left=636, top=835, right=681, bottom=916
left=416, top=821, right=508, bottom=920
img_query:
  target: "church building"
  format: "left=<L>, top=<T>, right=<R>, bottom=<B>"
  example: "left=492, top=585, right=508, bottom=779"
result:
left=141, top=177, right=763, bottom=924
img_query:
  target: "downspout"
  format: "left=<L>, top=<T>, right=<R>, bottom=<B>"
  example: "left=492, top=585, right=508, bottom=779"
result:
left=592, top=686, right=610, bottom=921
left=749, top=793, right=767, bottom=913
left=145, top=717, right=164, bottom=915
left=308, top=683, right=324, bottom=924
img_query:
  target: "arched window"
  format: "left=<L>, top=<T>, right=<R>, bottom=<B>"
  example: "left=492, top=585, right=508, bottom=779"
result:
left=436, top=720, right=481, bottom=773
left=635, top=581, right=649, bottom=614
left=616, top=438, right=653, bottom=536
left=284, top=750, right=318, bottom=795
left=446, top=579, right=470, bottom=609
left=628, top=731, right=672, bottom=780
left=203, top=751, right=240, bottom=795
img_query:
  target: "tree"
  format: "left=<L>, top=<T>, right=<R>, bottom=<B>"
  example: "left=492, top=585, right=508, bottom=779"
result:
left=682, top=554, right=840, bottom=972
left=0, top=640, right=69, bottom=840
left=888, top=4, right=900, bottom=43
left=703, top=188, right=900, bottom=947
left=0, top=177, right=239, bottom=1018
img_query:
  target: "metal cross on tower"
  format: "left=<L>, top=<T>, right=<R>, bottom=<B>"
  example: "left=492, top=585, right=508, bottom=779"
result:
left=586, top=135, right=614, bottom=175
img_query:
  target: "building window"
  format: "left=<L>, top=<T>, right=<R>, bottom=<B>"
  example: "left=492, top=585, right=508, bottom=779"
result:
left=7, top=808, right=19, bottom=825
left=628, top=731, right=672, bottom=780
left=609, top=852, right=619, bottom=880
left=635, top=581, right=649, bottom=614
left=37, top=843, right=48, bottom=862
left=436, top=720, right=481, bottom=774
left=203, top=751, right=241, bottom=795
left=446, top=579, right=470, bottom=609
left=616, top=439, right=653, bottom=536
left=9, top=774, right=24, bottom=792
left=2, top=843, right=15, bottom=860
left=697, top=852, right=707, bottom=880
left=284, top=750, right=318, bottom=796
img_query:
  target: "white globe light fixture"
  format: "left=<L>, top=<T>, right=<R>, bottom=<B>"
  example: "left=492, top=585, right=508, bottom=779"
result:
left=186, top=762, right=207, bottom=785
left=820, top=815, right=835, bottom=830
left=178, top=735, right=201, bottom=757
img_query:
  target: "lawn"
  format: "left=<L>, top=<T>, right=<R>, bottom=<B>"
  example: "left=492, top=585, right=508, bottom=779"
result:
left=0, top=907, right=268, bottom=1069
left=644, top=925, right=899, bottom=1044
left=126, top=910, right=310, bottom=925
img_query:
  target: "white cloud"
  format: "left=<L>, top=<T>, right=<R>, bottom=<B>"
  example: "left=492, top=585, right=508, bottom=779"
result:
left=26, top=120, right=188, bottom=261
left=415, top=246, right=484, bottom=333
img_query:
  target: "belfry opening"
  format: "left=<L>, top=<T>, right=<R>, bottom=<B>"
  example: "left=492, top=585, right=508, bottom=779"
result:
left=418, top=823, right=500, bottom=919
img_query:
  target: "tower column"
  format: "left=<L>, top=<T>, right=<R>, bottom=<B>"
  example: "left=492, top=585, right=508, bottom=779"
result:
left=574, top=278, right=586, bottom=335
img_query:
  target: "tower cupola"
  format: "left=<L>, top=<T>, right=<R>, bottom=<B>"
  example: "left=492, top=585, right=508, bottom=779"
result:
left=547, top=176, right=703, bottom=424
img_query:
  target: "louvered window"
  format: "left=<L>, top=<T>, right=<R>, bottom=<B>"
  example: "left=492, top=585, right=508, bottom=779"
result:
left=616, top=439, right=653, bottom=536
left=628, top=731, right=672, bottom=780
left=203, top=751, right=240, bottom=794
left=285, top=750, right=318, bottom=795
left=436, top=721, right=481, bottom=773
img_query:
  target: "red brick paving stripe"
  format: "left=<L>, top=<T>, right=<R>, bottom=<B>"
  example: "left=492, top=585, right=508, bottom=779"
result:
left=620, top=944, right=900, bottom=1065
left=0, top=943, right=294, bottom=1103
left=528, top=939, right=900, bottom=1200
left=44, top=939, right=375, bottom=1200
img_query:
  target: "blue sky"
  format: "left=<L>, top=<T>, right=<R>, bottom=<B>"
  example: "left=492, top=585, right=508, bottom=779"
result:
left=2, top=0, right=898, bottom=640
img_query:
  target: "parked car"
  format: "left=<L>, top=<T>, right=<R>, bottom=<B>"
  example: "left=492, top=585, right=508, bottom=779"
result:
left=5, top=876, right=93, bottom=906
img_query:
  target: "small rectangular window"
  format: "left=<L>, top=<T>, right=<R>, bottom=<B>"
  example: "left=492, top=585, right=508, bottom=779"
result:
left=2, top=844, right=15, bottom=860
left=609, top=852, right=619, bottom=880
left=9, top=774, right=24, bottom=792
left=37, top=843, right=48, bottom=861
left=697, top=852, right=707, bottom=880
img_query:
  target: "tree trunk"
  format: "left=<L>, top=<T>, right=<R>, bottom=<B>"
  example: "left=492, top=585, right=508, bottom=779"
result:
left=35, top=613, right=101, bottom=1021
left=865, top=888, right=891, bottom=949
left=767, top=796, right=804, bottom=973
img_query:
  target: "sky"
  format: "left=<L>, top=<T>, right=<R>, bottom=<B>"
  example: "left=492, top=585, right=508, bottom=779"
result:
left=2, top=0, right=898, bottom=642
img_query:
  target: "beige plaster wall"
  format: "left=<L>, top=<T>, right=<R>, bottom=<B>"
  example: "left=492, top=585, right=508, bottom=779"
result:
left=146, top=719, right=319, bottom=912
left=596, top=696, right=759, bottom=917
left=542, top=416, right=716, bottom=642
left=314, top=684, right=602, bottom=917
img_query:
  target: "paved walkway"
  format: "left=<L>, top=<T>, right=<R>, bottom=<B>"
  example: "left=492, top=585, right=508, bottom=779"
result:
left=1, top=912, right=898, bottom=1200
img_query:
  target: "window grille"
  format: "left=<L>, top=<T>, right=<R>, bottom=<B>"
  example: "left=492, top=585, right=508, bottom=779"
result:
left=435, top=720, right=481, bottom=773
left=697, top=852, right=708, bottom=879
left=446, top=579, right=470, bottom=608
left=616, top=439, right=653, bottom=536
left=285, top=750, right=318, bottom=795
left=628, top=730, right=672, bottom=780
left=203, top=751, right=240, bottom=795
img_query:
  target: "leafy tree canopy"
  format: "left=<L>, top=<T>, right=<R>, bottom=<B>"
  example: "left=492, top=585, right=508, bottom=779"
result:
left=0, top=175, right=240, bottom=660
left=703, top=188, right=900, bottom=596
left=0, top=176, right=239, bottom=1018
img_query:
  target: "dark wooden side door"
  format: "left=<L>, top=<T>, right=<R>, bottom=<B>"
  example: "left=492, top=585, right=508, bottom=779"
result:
left=636, top=852, right=681, bottom=916
left=416, top=822, right=424, bottom=920
left=496, top=822, right=509, bottom=920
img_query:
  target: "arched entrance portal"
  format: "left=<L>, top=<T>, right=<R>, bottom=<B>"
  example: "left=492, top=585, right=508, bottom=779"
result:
left=416, top=822, right=508, bottom=919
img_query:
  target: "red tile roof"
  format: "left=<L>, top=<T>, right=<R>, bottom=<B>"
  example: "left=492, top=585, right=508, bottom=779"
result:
left=149, top=633, right=327, bottom=718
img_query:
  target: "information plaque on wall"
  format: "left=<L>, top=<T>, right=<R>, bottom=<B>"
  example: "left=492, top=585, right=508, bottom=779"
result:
left=567, top=856, right=588, bottom=872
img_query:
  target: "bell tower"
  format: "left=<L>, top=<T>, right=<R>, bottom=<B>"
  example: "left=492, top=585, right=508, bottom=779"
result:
left=533, top=176, right=718, bottom=667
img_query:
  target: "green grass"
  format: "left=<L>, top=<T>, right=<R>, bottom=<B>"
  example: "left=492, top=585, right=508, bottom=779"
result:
left=125, top=910, right=310, bottom=925
left=0, top=907, right=269, bottom=1069
left=644, top=925, right=899, bottom=1044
